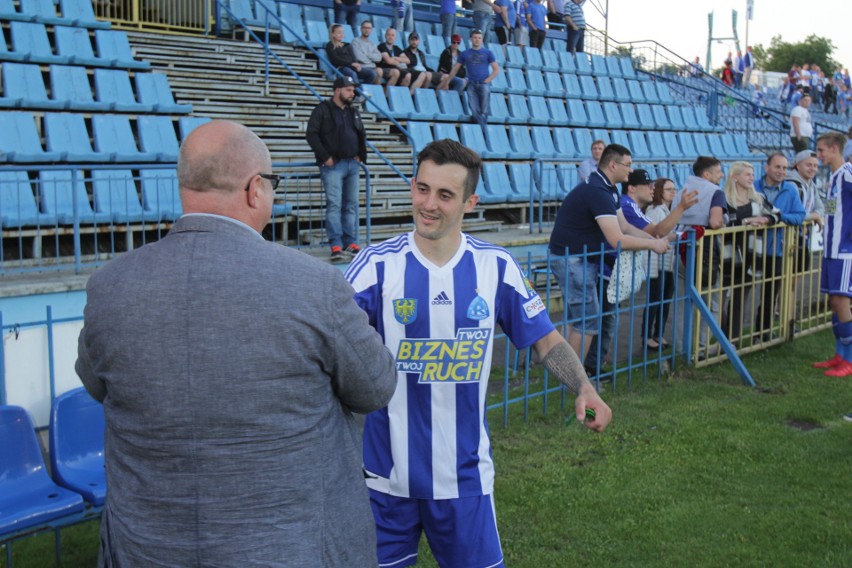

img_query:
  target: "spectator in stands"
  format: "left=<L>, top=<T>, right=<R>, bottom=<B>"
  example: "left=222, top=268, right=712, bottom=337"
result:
left=733, top=49, right=744, bottom=88
left=526, top=0, right=547, bottom=49
left=352, top=20, right=397, bottom=86
left=326, top=24, right=376, bottom=86
left=494, top=0, right=516, bottom=45
left=438, top=34, right=467, bottom=93
left=333, top=0, right=360, bottom=34
left=721, top=59, right=734, bottom=86
left=440, top=0, right=457, bottom=43
left=720, top=161, right=777, bottom=341
left=404, top=32, right=444, bottom=93
left=391, top=0, right=414, bottom=34
left=578, top=139, right=605, bottom=182
left=814, top=69, right=826, bottom=106
left=513, top=0, right=530, bottom=49
left=644, top=178, right=681, bottom=349
left=824, top=79, right=837, bottom=114
left=672, top=156, right=727, bottom=356
left=76, top=120, right=396, bottom=567
left=742, top=46, right=754, bottom=87
left=549, top=144, right=669, bottom=366
left=565, top=0, right=586, bottom=54
left=689, top=56, right=704, bottom=77
left=790, top=92, right=813, bottom=153
left=446, top=29, right=500, bottom=129
left=813, top=131, right=852, bottom=376
left=778, top=77, right=794, bottom=107
left=751, top=84, right=769, bottom=118
left=306, top=76, right=367, bottom=262
left=753, top=153, right=806, bottom=341
left=345, top=139, right=611, bottom=568
left=378, top=27, right=413, bottom=88
left=472, top=0, right=500, bottom=40
left=844, top=127, right=852, bottom=162
left=546, top=0, right=565, bottom=28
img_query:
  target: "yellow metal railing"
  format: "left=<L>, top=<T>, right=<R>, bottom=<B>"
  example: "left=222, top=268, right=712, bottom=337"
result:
left=692, top=222, right=830, bottom=366
left=93, top=0, right=213, bottom=34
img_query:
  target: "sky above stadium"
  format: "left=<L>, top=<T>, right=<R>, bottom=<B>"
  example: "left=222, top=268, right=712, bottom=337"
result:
left=583, top=0, right=852, bottom=73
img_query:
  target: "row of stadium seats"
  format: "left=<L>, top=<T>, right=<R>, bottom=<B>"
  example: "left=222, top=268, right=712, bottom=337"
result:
left=365, top=85, right=716, bottom=132
left=0, top=64, right=191, bottom=114
left=407, top=121, right=756, bottom=163
left=491, top=71, right=675, bottom=105
left=0, top=112, right=208, bottom=163
left=0, top=0, right=107, bottom=29
left=0, top=23, right=148, bottom=69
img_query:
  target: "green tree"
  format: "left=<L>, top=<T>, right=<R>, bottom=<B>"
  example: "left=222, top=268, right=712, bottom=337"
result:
left=754, top=34, right=839, bottom=73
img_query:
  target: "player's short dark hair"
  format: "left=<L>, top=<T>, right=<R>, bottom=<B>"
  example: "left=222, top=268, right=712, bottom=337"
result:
left=416, top=139, right=482, bottom=199
left=817, top=131, right=847, bottom=151
left=693, top=155, right=721, bottom=177
left=598, top=144, right=631, bottom=169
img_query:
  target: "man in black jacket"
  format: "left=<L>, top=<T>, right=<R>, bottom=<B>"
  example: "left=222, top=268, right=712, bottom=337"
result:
left=437, top=34, right=466, bottom=93
left=306, top=76, right=367, bottom=262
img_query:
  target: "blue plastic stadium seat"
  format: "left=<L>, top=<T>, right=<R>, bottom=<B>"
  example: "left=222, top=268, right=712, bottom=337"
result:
left=0, top=405, right=85, bottom=536
left=610, top=129, right=630, bottom=150
left=486, top=68, right=507, bottom=93
left=302, top=4, right=328, bottom=25
left=387, top=86, right=429, bottom=120
left=304, top=20, right=328, bottom=48
left=566, top=99, right=588, bottom=127
left=54, top=27, right=103, bottom=67
left=2, top=62, right=64, bottom=109
left=423, top=34, right=443, bottom=56
left=574, top=53, right=592, bottom=75
left=437, top=90, right=465, bottom=121
left=44, top=112, right=111, bottom=162
left=278, top=2, right=305, bottom=43
left=484, top=125, right=513, bottom=159
left=611, top=77, right=630, bottom=103
left=0, top=25, right=27, bottom=62
left=135, top=73, right=192, bottom=114
left=432, top=122, right=459, bottom=142
left=635, top=103, right=657, bottom=129
left=596, top=76, right=615, bottom=101
left=546, top=98, right=570, bottom=127
left=525, top=69, right=547, bottom=97
left=590, top=54, right=608, bottom=76
left=48, top=388, right=107, bottom=507
left=707, top=133, right=728, bottom=158
left=178, top=116, right=211, bottom=140
left=228, top=0, right=263, bottom=27
left=651, top=104, right=671, bottom=130
left=508, top=125, right=535, bottom=159
left=0, top=111, right=62, bottom=162
left=692, top=132, right=712, bottom=156
left=693, top=107, right=715, bottom=131
left=49, top=65, right=111, bottom=112
left=18, top=0, right=64, bottom=26
left=10, top=21, right=71, bottom=65
left=541, top=49, right=560, bottom=72
left=656, top=81, right=675, bottom=105
left=0, top=0, right=28, bottom=21
left=667, top=105, right=686, bottom=131
left=0, top=170, right=57, bottom=226
left=508, top=163, right=536, bottom=202
left=486, top=42, right=505, bottom=66
left=626, top=79, right=646, bottom=104
left=39, top=169, right=111, bottom=224
left=543, top=71, right=565, bottom=97
left=361, top=83, right=391, bottom=116
left=618, top=102, right=640, bottom=130
left=620, top=57, right=637, bottom=79
left=94, top=29, right=150, bottom=69
left=504, top=44, right=525, bottom=68
left=628, top=131, right=651, bottom=160
left=92, top=169, right=159, bottom=222
left=480, top=162, right=510, bottom=204
left=563, top=73, right=582, bottom=99
left=602, top=102, right=624, bottom=129
left=578, top=75, right=598, bottom=100
left=58, top=0, right=110, bottom=28
left=407, top=121, right=433, bottom=154
left=680, top=106, right=700, bottom=131
left=555, top=164, right=578, bottom=199
left=558, top=51, right=576, bottom=74
left=94, top=68, right=153, bottom=112
left=410, top=88, right=440, bottom=121
left=460, top=123, right=489, bottom=158
left=720, top=133, right=743, bottom=158
left=527, top=96, right=551, bottom=126
left=605, top=56, right=624, bottom=78
left=662, top=131, right=686, bottom=160
left=573, top=128, right=593, bottom=156
left=488, top=92, right=512, bottom=124
left=137, top=115, right=180, bottom=162
left=507, top=94, right=533, bottom=124
left=642, top=81, right=661, bottom=105
left=140, top=168, right=182, bottom=220
left=677, top=132, right=698, bottom=157
left=524, top=46, right=544, bottom=70
left=591, top=129, right=611, bottom=145
left=531, top=126, right=558, bottom=159
left=584, top=101, right=606, bottom=128
left=505, top=67, right=527, bottom=96
left=645, top=131, right=668, bottom=160
left=552, top=127, right=578, bottom=158
left=92, top=114, right=158, bottom=162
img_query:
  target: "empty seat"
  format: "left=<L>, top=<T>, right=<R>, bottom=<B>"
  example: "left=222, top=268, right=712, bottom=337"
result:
left=228, top=0, right=265, bottom=27
left=545, top=98, right=570, bottom=127
left=407, top=121, right=433, bottom=153
left=574, top=53, right=592, bottom=75
left=656, top=81, right=676, bottom=105
left=137, top=115, right=180, bottom=161
left=641, top=81, right=661, bottom=104
left=504, top=44, right=525, bottom=68
left=691, top=132, right=712, bottom=156
left=555, top=164, right=577, bottom=199
left=610, top=129, right=630, bottom=151
left=361, top=83, right=391, bottom=116
left=2, top=62, right=64, bottom=109
left=437, top=90, right=465, bottom=121
left=58, top=0, right=111, bottom=28
left=618, top=102, right=640, bottom=130
left=626, top=79, right=646, bottom=104
left=0, top=111, right=62, bottom=162
left=50, top=65, right=110, bottom=112
left=460, top=123, right=490, bottom=158
left=481, top=162, right=511, bottom=204
left=628, top=131, right=651, bottom=160
left=44, top=112, right=112, bottom=161
left=552, top=127, right=578, bottom=158
left=0, top=405, right=85, bottom=536
left=0, top=170, right=57, bottom=226
left=135, top=73, right=192, bottom=114
left=486, top=42, right=505, bottom=66
left=680, top=106, right=700, bottom=131
left=635, top=103, right=657, bottom=129
left=525, top=70, right=547, bottom=97
left=507, top=94, right=533, bottom=123
left=590, top=54, right=609, bottom=76
left=578, top=75, right=598, bottom=100
left=540, top=49, right=560, bottom=72
left=10, top=21, right=70, bottom=65
left=92, top=114, right=157, bottom=162
left=0, top=0, right=28, bottom=21
left=178, top=116, right=211, bottom=140
left=662, top=131, right=686, bottom=160
left=584, top=101, right=606, bottom=128
left=48, top=388, right=107, bottom=507
left=645, top=131, right=668, bottom=160
left=602, top=102, right=623, bottom=129
left=432, top=122, right=459, bottom=142
left=572, top=128, right=593, bottom=157
left=543, top=71, right=565, bottom=97
left=54, top=26, right=102, bottom=67
left=693, top=108, right=715, bottom=131
left=505, top=67, right=527, bottom=96
left=611, top=77, right=630, bottom=103
left=667, top=105, right=686, bottom=131
left=650, top=105, right=671, bottom=130
left=18, top=0, right=64, bottom=26
left=558, top=51, right=576, bottom=74
left=140, top=168, right=182, bottom=220
left=620, top=56, right=637, bottom=79
left=596, top=76, right=615, bottom=101
left=489, top=69, right=509, bottom=93
left=91, top=169, right=159, bottom=222
left=39, top=169, right=111, bottom=224
left=707, top=133, right=727, bottom=157
left=278, top=2, right=305, bottom=43
left=524, top=47, right=544, bottom=70
left=591, top=128, right=611, bottom=145
left=94, top=29, right=150, bottom=69
left=488, top=92, right=512, bottom=124
left=483, top=124, right=512, bottom=159
left=530, top=126, right=558, bottom=159
left=508, top=162, right=536, bottom=202
left=527, top=96, right=551, bottom=126
left=566, top=99, right=588, bottom=127
left=676, top=132, right=698, bottom=157
left=605, top=56, right=624, bottom=79
left=94, top=68, right=153, bottom=112
left=508, top=125, right=535, bottom=159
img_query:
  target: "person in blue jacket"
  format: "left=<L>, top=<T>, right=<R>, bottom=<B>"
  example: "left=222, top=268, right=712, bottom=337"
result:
left=753, top=153, right=806, bottom=340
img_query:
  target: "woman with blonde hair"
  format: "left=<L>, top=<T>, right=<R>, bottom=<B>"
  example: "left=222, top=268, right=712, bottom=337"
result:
left=325, top=23, right=376, bottom=85
left=721, top=161, right=778, bottom=340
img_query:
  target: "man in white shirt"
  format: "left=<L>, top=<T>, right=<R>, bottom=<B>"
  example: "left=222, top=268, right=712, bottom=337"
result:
left=790, top=93, right=814, bottom=153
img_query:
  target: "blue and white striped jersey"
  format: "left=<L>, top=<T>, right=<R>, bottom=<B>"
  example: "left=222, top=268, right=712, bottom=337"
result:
left=344, top=232, right=554, bottom=499
left=824, top=163, right=852, bottom=259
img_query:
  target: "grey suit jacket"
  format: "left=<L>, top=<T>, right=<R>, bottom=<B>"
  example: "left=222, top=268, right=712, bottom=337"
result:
left=76, top=215, right=396, bottom=567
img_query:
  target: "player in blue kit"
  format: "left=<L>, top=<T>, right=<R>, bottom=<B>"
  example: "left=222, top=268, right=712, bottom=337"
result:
left=814, top=131, right=852, bottom=376
left=345, top=140, right=612, bottom=568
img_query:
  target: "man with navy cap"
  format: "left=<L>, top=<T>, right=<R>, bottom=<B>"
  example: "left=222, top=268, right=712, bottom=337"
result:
left=622, top=169, right=697, bottom=237
left=306, top=75, right=367, bottom=262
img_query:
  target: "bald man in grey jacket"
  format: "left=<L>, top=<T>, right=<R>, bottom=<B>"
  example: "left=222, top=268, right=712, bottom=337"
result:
left=76, top=120, right=396, bottom=567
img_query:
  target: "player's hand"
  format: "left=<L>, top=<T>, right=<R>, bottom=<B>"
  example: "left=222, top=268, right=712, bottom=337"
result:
left=575, top=384, right=612, bottom=432
left=677, top=189, right=699, bottom=211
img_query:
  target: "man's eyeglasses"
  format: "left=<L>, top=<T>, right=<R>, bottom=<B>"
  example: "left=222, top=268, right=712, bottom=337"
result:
left=615, top=161, right=633, bottom=169
left=245, top=173, right=280, bottom=191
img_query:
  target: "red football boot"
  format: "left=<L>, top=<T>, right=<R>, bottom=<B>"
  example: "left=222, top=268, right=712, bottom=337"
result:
left=812, top=354, right=844, bottom=369
left=824, top=360, right=852, bottom=377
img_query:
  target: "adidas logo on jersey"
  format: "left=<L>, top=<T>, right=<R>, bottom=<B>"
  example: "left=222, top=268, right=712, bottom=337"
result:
left=431, top=291, right=452, bottom=305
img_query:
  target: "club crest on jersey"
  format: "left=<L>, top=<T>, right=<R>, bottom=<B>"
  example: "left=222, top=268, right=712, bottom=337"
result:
left=523, top=276, right=537, bottom=299
left=466, top=292, right=489, bottom=320
left=393, top=298, right=418, bottom=325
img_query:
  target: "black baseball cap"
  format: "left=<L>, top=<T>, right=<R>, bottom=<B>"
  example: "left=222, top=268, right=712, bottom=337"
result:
left=627, top=169, right=654, bottom=186
left=333, top=75, right=358, bottom=89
